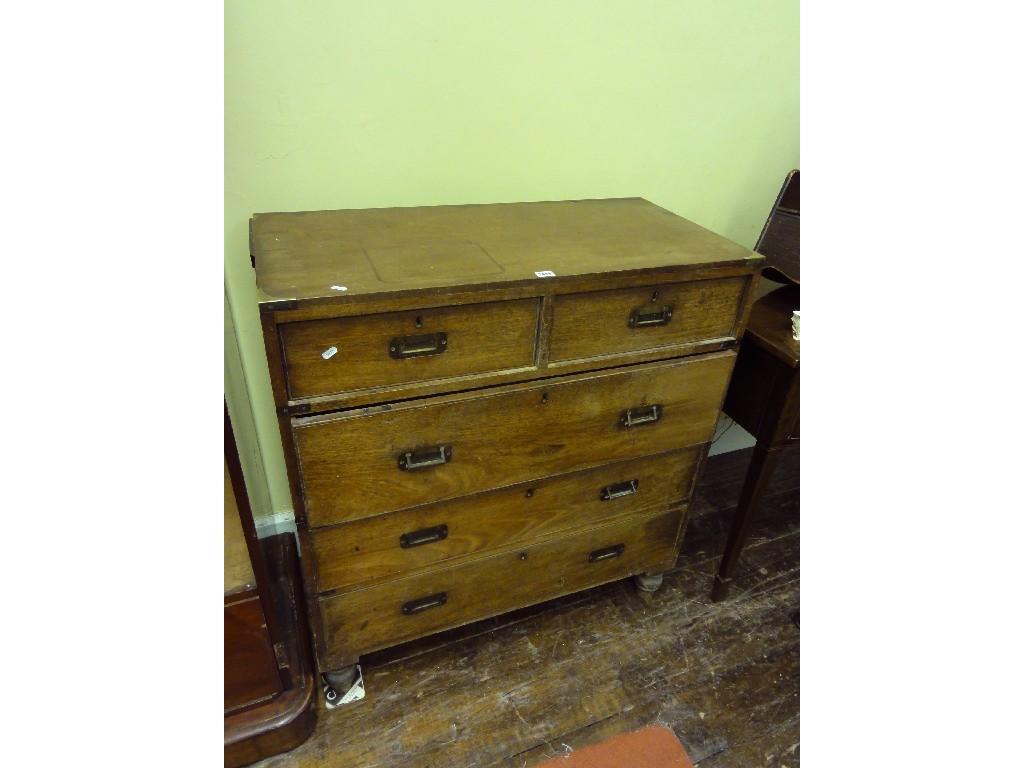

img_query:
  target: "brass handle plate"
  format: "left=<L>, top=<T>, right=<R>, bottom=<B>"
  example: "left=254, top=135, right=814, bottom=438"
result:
left=620, top=404, right=661, bottom=428
left=389, top=332, right=448, bottom=359
left=402, top=592, right=448, bottom=615
left=629, top=306, right=674, bottom=328
left=600, top=479, right=639, bottom=501
left=398, top=445, right=452, bottom=471
left=400, top=524, right=449, bottom=549
left=589, top=544, right=625, bottom=562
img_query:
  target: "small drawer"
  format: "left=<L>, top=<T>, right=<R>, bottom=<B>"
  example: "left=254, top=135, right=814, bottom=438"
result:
left=279, top=298, right=540, bottom=400
left=293, top=352, right=734, bottom=527
left=317, top=508, right=684, bottom=666
left=311, top=448, right=702, bottom=593
left=548, top=277, right=747, bottom=363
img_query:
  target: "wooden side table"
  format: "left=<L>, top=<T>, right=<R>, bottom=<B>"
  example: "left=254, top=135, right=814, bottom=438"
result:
left=711, top=283, right=799, bottom=601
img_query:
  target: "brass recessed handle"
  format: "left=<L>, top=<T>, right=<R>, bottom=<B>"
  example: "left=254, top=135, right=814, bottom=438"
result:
left=400, top=524, right=449, bottom=549
left=589, top=544, right=625, bottom=562
left=390, top=332, right=448, bottom=359
left=402, top=592, right=448, bottom=615
left=600, top=479, right=639, bottom=501
left=620, top=404, right=661, bottom=428
left=398, top=445, right=452, bottom=471
left=629, top=305, right=673, bottom=328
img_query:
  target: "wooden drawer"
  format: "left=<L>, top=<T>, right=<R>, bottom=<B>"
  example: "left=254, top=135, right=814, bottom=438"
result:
left=294, top=352, right=734, bottom=527
left=310, top=447, right=701, bottom=593
left=548, top=277, right=746, bottom=363
left=318, top=507, right=684, bottom=666
left=279, top=298, right=540, bottom=399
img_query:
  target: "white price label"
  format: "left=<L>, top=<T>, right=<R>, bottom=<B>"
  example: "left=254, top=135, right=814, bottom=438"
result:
left=321, top=346, right=338, bottom=360
left=534, top=270, right=556, bottom=278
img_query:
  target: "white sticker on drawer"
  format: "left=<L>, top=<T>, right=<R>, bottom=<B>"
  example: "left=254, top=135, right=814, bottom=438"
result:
left=321, top=346, right=338, bottom=360
left=330, top=285, right=348, bottom=292
left=534, top=270, right=556, bottom=278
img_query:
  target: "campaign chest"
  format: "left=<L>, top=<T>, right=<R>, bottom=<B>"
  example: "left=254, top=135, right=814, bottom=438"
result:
left=252, top=198, right=762, bottom=683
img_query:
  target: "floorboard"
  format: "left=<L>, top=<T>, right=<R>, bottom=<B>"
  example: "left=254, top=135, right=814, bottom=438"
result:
left=253, top=446, right=800, bottom=768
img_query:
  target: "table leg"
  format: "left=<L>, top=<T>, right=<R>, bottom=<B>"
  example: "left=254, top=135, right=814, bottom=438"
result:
left=711, top=443, right=782, bottom=602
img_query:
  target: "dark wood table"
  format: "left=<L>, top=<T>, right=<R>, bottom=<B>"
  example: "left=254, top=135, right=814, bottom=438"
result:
left=711, top=283, right=799, bottom=601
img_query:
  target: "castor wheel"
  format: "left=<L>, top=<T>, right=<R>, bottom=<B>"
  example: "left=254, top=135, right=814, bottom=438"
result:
left=634, top=573, right=664, bottom=592
left=322, top=664, right=364, bottom=710
left=322, top=683, right=341, bottom=707
left=324, top=665, right=358, bottom=691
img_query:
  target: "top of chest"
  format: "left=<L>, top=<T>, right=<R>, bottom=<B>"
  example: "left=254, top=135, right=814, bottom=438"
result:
left=251, top=198, right=758, bottom=305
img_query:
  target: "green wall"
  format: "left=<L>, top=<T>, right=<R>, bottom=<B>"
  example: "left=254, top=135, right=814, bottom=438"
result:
left=225, top=0, right=799, bottom=526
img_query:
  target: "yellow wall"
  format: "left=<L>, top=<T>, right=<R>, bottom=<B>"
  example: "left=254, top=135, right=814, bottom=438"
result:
left=225, top=0, right=799, bottom=525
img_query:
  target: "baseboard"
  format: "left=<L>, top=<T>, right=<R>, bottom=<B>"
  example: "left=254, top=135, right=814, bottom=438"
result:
left=255, top=510, right=297, bottom=539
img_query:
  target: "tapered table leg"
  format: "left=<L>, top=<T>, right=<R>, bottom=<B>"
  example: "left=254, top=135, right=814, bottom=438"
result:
left=711, top=443, right=782, bottom=602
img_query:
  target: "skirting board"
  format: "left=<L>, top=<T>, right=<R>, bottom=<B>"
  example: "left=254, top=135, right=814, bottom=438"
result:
left=255, top=510, right=297, bottom=539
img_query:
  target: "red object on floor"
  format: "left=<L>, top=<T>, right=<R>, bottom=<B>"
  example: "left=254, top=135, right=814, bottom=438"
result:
left=535, top=725, right=694, bottom=768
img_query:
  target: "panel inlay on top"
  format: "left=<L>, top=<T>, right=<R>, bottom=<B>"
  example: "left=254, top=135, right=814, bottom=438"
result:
left=252, top=198, right=758, bottom=300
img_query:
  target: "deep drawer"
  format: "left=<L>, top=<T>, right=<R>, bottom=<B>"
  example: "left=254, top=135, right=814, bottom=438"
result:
left=317, top=507, right=684, bottom=666
left=293, top=352, right=734, bottom=527
left=548, top=277, right=746, bottom=363
left=279, top=298, right=540, bottom=400
left=310, top=447, right=702, bottom=593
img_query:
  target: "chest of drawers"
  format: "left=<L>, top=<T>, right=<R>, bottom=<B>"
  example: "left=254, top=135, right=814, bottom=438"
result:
left=252, top=199, right=762, bottom=688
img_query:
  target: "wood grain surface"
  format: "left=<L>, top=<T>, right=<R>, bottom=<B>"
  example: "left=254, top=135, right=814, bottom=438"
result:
left=224, top=591, right=284, bottom=713
left=317, top=507, right=684, bottom=666
left=743, top=284, right=799, bottom=368
left=310, top=448, right=702, bottom=594
left=548, top=277, right=745, bottom=363
left=280, top=297, right=540, bottom=399
left=293, top=353, right=734, bottom=527
left=252, top=199, right=758, bottom=302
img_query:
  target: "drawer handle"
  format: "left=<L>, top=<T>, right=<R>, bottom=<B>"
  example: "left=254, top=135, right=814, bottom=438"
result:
left=620, top=404, right=661, bottom=428
left=402, top=592, right=448, bottom=615
left=589, top=544, right=625, bottom=562
left=400, top=524, right=449, bottom=549
left=600, top=479, right=639, bottom=501
left=629, top=305, right=674, bottom=328
left=398, top=445, right=452, bottom=471
left=389, top=332, right=448, bottom=359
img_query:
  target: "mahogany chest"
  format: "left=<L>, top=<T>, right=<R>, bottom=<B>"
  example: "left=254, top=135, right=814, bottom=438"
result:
left=252, top=198, right=762, bottom=693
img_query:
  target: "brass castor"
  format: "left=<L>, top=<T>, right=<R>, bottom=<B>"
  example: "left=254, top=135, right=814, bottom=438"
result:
left=323, top=665, right=359, bottom=691
left=322, top=683, right=340, bottom=708
left=322, top=664, right=363, bottom=710
left=634, top=573, right=664, bottom=592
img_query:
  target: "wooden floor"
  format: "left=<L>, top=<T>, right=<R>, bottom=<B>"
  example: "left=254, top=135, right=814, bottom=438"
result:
left=256, top=447, right=800, bottom=768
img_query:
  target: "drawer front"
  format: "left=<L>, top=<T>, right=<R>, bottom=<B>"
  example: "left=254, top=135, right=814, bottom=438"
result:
left=311, top=448, right=701, bottom=593
left=548, top=277, right=746, bottom=363
left=280, top=298, right=540, bottom=400
left=294, top=352, right=734, bottom=527
left=318, top=508, right=684, bottom=664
